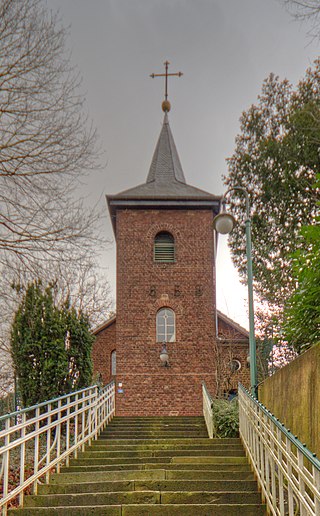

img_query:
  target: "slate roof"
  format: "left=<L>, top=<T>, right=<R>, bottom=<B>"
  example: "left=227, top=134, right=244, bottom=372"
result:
left=108, top=113, right=220, bottom=201
left=107, top=113, right=221, bottom=232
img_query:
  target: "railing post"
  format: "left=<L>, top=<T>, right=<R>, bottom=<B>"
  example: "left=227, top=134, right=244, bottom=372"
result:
left=33, top=407, right=40, bottom=494
left=0, top=382, right=115, bottom=512
left=55, top=399, right=62, bottom=474
left=2, top=417, right=10, bottom=516
left=314, top=465, right=320, bottom=516
left=19, top=413, right=26, bottom=507
left=45, top=403, right=52, bottom=483
left=239, top=383, right=320, bottom=516
left=65, top=396, right=70, bottom=467
left=81, top=390, right=85, bottom=451
left=74, top=393, right=79, bottom=458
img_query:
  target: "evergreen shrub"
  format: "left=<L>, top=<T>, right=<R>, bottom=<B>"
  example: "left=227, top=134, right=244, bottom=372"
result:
left=212, top=398, right=239, bottom=438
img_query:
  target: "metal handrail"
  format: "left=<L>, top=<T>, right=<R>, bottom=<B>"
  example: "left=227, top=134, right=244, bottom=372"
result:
left=0, top=381, right=115, bottom=515
left=202, top=382, right=214, bottom=439
left=239, top=383, right=320, bottom=515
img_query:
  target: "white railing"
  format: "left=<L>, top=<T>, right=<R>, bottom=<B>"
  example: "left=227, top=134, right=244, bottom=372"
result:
left=202, top=382, right=214, bottom=438
left=0, top=381, right=115, bottom=515
left=239, top=383, right=320, bottom=516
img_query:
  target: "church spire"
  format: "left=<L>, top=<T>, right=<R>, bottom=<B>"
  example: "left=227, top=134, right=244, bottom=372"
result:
left=146, top=112, right=186, bottom=184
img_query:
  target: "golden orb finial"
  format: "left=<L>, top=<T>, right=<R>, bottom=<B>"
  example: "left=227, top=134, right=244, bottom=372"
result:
left=150, top=61, right=183, bottom=113
left=162, top=100, right=171, bottom=113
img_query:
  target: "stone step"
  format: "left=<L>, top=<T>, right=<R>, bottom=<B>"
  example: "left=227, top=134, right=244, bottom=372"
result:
left=51, top=468, right=254, bottom=484
left=89, top=443, right=244, bottom=451
left=24, top=490, right=263, bottom=507
left=101, top=430, right=208, bottom=439
left=92, top=437, right=241, bottom=445
left=9, top=415, right=266, bottom=515
left=63, top=457, right=248, bottom=472
left=38, top=479, right=259, bottom=495
left=101, top=433, right=209, bottom=439
left=105, top=424, right=207, bottom=430
left=9, top=503, right=267, bottom=515
left=77, top=449, right=245, bottom=459
left=111, top=417, right=205, bottom=421
left=61, top=462, right=252, bottom=473
left=68, top=455, right=248, bottom=467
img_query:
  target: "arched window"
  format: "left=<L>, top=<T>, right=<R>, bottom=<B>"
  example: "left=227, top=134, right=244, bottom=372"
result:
left=111, top=350, right=116, bottom=376
left=154, top=232, right=175, bottom=262
left=156, top=308, right=175, bottom=342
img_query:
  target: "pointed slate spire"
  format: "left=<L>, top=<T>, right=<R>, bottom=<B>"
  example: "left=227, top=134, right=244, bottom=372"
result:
left=146, top=113, right=186, bottom=184
left=107, top=113, right=221, bottom=233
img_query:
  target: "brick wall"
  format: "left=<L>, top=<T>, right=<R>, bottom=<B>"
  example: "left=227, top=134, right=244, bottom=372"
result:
left=115, top=208, right=216, bottom=415
left=92, top=319, right=116, bottom=385
left=92, top=208, right=250, bottom=415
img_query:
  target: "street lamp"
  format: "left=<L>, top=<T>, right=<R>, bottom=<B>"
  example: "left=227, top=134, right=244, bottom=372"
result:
left=160, top=342, right=169, bottom=367
left=213, top=186, right=258, bottom=398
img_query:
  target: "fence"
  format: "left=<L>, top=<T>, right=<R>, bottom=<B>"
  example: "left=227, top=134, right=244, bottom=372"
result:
left=202, top=382, right=214, bottom=438
left=0, top=381, right=115, bottom=515
left=239, top=383, right=320, bottom=516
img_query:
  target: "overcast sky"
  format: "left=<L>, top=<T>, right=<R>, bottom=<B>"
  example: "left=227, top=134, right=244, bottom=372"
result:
left=47, top=0, right=319, bottom=328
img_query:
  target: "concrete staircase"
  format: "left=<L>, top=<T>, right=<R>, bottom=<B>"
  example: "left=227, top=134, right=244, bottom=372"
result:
left=11, top=416, right=266, bottom=515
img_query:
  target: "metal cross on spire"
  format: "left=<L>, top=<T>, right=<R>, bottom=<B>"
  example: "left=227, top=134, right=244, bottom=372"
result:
left=150, top=60, right=183, bottom=112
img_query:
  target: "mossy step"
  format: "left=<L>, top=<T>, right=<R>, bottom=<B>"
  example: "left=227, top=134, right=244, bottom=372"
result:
left=100, top=434, right=209, bottom=439
left=51, top=469, right=254, bottom=484
left=92, top=438, right=240, bottom=445
left=9, top=504, right=267, bottom=515
left=111, top=417, right=205, bottom=421
left=69, top=454, right=247, bottom=466
left=171, top=456, right=247, bottom=464
left=122, top=504, right=267, bottom=515
left=61, top=462, right=252, bottom=473
left=89, top=443, right=243, bottom=451
left=51, top=469, right=167, bottom=483
left=102, top=430, right=208, bottom=435
left=105, top=425, right=207, bottom=430
left=39, top=479, right=259, bottom=495
left=77, top=449, right=245, bottom=459
left=103, top=429, right=208, bottom=432
left=107, top=420, right=206, bottom=424
left=24, top=490, right=262, bottom=507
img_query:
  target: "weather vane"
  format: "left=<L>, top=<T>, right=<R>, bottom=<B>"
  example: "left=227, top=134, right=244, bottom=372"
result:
left=150, top=60, right=183, bottom=112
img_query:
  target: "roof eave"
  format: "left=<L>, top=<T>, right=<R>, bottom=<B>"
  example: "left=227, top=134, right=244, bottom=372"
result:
left=106, top=195, right=221, bottom=235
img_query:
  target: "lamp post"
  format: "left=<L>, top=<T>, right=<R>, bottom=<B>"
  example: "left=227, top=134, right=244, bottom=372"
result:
left=213, top=186, right=258, bottom=398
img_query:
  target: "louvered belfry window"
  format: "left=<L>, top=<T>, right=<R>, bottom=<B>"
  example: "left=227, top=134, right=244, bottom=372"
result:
left=154, top=232, right=175, bottom=262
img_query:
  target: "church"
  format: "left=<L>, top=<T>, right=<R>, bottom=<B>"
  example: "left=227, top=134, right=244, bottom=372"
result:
left=92, top=74, right=250, bottom=416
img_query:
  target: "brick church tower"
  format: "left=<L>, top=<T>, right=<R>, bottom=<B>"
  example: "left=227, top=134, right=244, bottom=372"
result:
left=92, top=110, right=250, bottom=416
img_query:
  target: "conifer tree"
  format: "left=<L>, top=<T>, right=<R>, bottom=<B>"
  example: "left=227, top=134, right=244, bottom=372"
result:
left=11, top=282, right=93, bottom=407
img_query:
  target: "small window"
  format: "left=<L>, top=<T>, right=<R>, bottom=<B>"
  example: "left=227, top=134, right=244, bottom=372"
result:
left=154, top=232, right=175, bottom=262
left=111, top=350, right=116, bottom=376
left=156, top=308, right=175, bottom=342
left=229, top=359, right=241, bottom=373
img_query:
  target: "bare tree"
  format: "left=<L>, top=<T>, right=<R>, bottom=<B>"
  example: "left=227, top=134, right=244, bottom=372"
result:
left=0, top=0, right=101, bottom=270
left=284, top=1, right=320, bottom=38
left=0, top=0, right=113, bottom=398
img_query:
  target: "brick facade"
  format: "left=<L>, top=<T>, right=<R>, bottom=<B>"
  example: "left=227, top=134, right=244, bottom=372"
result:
left=92, top=316, right=116, bottom=385
left=93, top=209, right=250, bottom=415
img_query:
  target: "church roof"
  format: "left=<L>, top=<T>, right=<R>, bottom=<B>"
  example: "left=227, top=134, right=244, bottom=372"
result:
left=92, top=311, right=249, bottom=340
left=107, top=113, right=220, bottom=232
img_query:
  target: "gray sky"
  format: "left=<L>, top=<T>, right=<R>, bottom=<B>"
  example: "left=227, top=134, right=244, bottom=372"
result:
left=47, top=0, right=319, bottom=328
